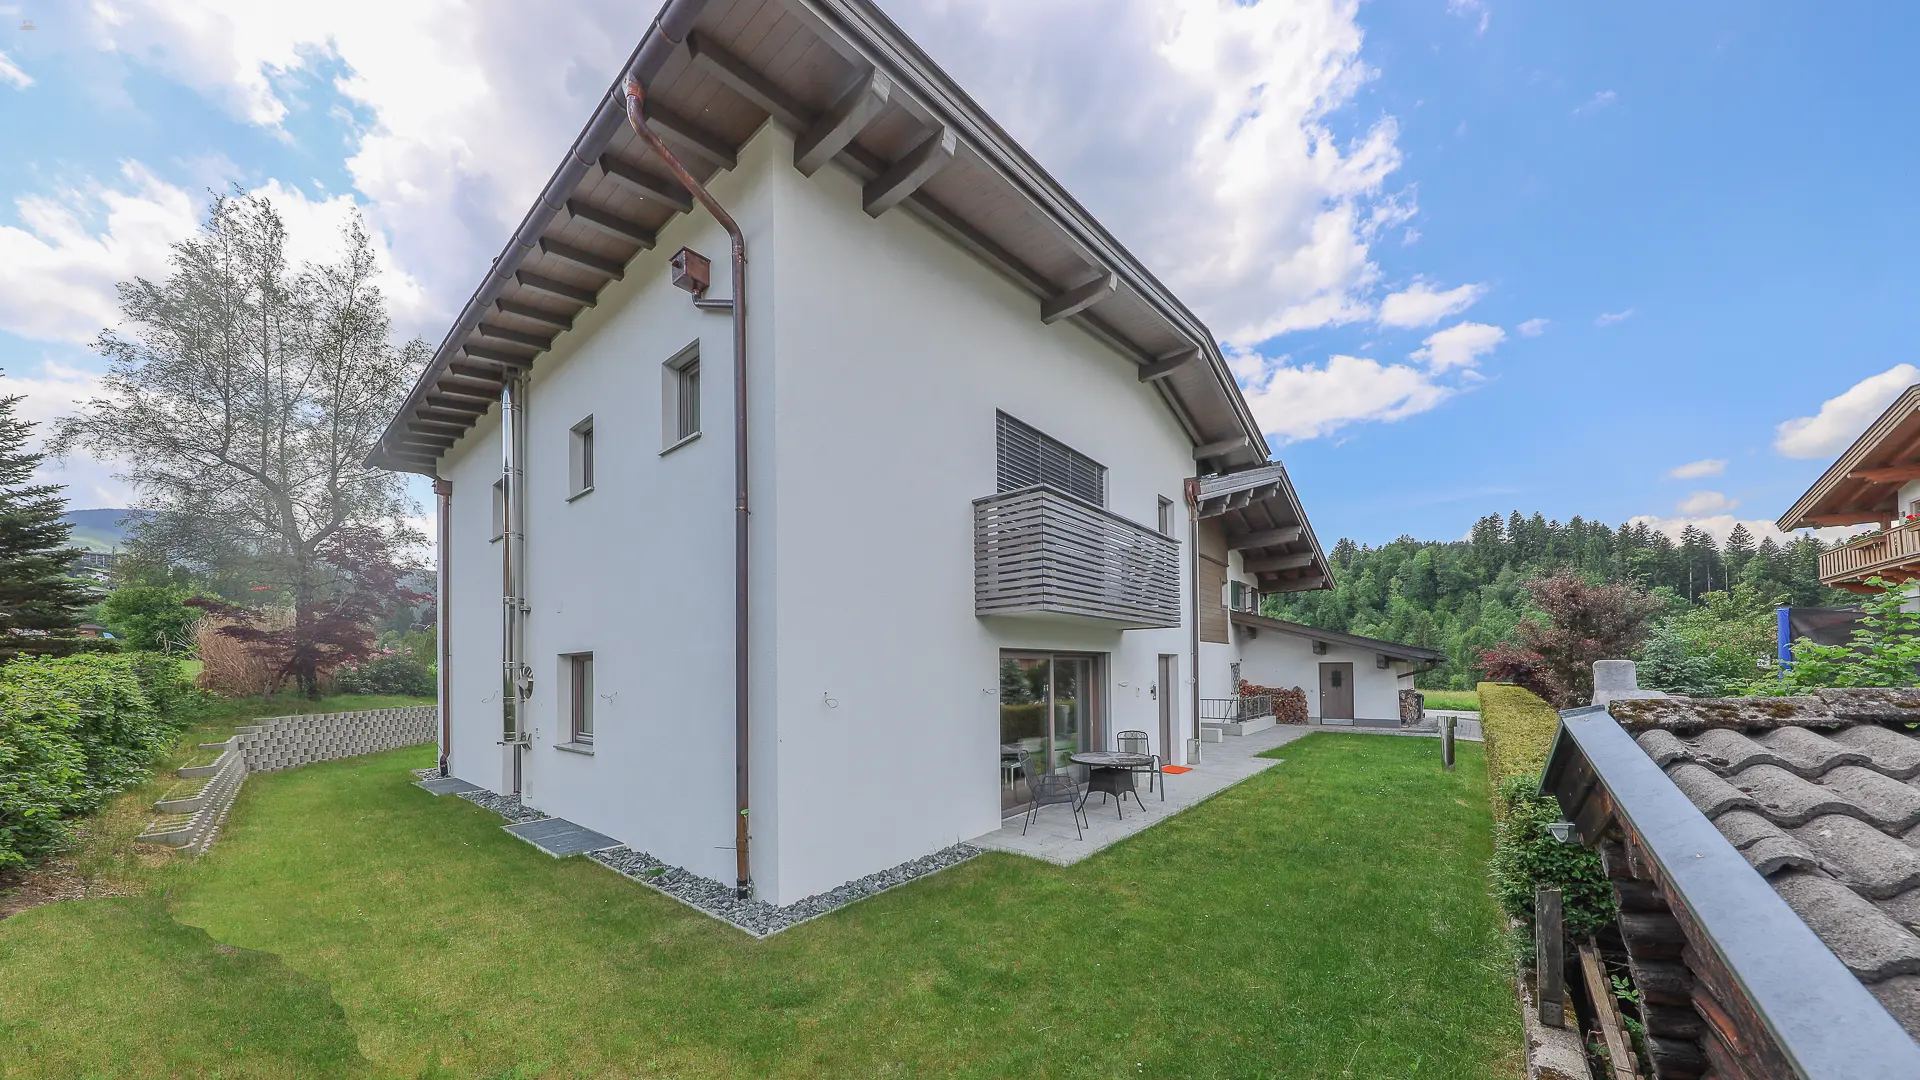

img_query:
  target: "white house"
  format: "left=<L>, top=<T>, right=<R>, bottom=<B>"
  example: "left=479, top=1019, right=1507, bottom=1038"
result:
left=369, top=0, right=1339, bottom=907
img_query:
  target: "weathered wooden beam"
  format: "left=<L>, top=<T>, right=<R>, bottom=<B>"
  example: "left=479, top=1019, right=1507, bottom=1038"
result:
left=1848, top=464, right=1920, bottom=484
left=686, top=31, right=811, bottom=130
left=1245, top=551, right=1315, bottom=574
left=864, top=127, right=955, bottom=216
left=1228, top=526, right=1303, bottom=551
left=494, top=299, right=573, bottom=331
left=1225, top=488, right=1256, bottom=511
left=1802, top=510, right=1893, bottom=527
left=1137, top=347, right=1200, bottom=383
left=1537, top=887, right=1566, bottom=1028
left=424, top=393, right=491, bottom=412
left=597, top=154, right=692, bottom=213
left=475, top=323, right=553, bottom=351
left=437, top=373, right=500, bottom=394
left=644, top=102, right=738, bottom=170
left=565, top=200, right=655, bottom=248
left=1040, top=271, right=1116, bottom=324
left=410, top=419, right=468, bottom=434
left=514, top=271, right=598, bottom=307
left=795, top=70, right=891, bottom=176
left=1192, top=435, right=1250, bottom=461
left=462, top=344, right=534, bottom=369
left=417, top=406, right=480, bottom=424
left=1580, top=942, right=1640, bottom=1080
left=400, top=432, right=456, bottom=449
left=1266, top=573, right=1328, bottom=593
left=539, top=237, right=626, bottom=280
left=446, top=362, right=508, bottom=383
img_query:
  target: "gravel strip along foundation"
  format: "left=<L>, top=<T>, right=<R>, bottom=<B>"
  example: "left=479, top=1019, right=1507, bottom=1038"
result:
left=413, top=767, right=979, bottom=934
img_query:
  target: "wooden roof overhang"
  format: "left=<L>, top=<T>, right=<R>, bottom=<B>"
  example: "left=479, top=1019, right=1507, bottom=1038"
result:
left=367, top=0, right=1275, bottom=479
left=1779, top=385, right=1920, bottom=531
left=1195, top=464, right=1331, bottom=593
left=1543, top=707, right=1920, bottom=1080
left=1226, top=611, right=1441, bottom=663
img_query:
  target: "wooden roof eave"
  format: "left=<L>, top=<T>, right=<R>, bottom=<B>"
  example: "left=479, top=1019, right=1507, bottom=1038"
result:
left=1543, top=707, right=1920, bottom=1078
left=1779, top=385, right=1920, bottom=530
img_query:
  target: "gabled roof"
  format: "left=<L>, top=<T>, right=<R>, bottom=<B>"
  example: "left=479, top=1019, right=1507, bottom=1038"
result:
left=1197, top=464, right=1331, bottom=593
left=1544, top=692, right=1920, bottom=1076
left=367, top=0, right=1277, bottom=477
left=1780, top=384, right=1920, bottom=531
left=1227, top=611, right=1441, bottom=662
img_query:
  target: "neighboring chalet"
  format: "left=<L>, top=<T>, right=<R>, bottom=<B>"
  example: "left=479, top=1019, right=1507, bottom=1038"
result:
left=1545, top=690, right=1920, bottom=1079
left=366, top=0, right=1332, bottom=905
left=1779, top=383, right=1920, bottom=592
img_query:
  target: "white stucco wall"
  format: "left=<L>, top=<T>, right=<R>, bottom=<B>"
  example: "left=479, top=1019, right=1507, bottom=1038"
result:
left=1230, top=624, right=1413, bottom=725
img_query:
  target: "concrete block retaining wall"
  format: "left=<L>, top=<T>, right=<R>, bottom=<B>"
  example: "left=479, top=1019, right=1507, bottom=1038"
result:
left=137, top=704, right=437, bottom=854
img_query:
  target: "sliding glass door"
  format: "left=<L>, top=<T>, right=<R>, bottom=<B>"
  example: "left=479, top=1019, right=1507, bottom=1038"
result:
left=999, top=652, right=1101, bottom=815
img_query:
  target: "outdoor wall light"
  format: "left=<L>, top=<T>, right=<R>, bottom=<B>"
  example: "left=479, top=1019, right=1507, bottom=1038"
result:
left=1547, top=821, right=1581, bottom=845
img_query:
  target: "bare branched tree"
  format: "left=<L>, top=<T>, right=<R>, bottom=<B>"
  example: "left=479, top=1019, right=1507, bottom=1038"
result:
left=53, top=192, right=430, bottom=695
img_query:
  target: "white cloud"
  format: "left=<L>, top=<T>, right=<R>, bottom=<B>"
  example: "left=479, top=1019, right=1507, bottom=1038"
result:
left=1517, top=317, right=1549, bottom=337
left=1628, top=514, right=1799, bottom=546
left=0, top=49, right=31, bottom=89
left=1676, top=490, right=1737, bottom=516
left=1237, top=351, right=1453, bottom=443
left=0, top=163, right=428, bottom=344
left=0, top=359, right=137, bottom=508
left=87, top=0, right=1419, bottom=350
left=1668, top=458, right=1726, bottom=479
left=1774, top=364, right=1920, bottom=459
left=1410, top=320, right=1505, bottom=373
left=1446, top=0, right=1490, bottom=35
left=1575, top=89, right=1617, bottom=115
left=1594, top=308, right=1633, bottom=327
left=1377, top=279, right=1486, bottom=328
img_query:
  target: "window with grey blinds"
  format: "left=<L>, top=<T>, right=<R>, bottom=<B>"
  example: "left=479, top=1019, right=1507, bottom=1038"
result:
left=996, top=411, right=1106, bottom=505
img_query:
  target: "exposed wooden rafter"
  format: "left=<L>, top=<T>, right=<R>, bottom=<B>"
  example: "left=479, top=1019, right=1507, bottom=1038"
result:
left=539, top=238, right=626, bottom=280
left=795, top=70, right=891, bottom=176
left=1228, top=525, right=1303, bottom=551
left=565, top=200, right=656, bottom=248
left=686, top=32, right=811, bottom=131
left=1245, top=552, right=1316, bottom=574
left=1192, top=435, right=1250, bottom=461
left=462, top=344, right=533, bottom=369
left=1848, top=464, right=1920, bottom=484
left=864, top=127, right=955, bottom=217
left=494, top=299, right=573, bottom=331
left=1266, top=573, right=1329, bottom=593
left=475, top=323, right=553, bottom=351
left=1804, top=510, right=1894, bottom=527
left=1137, top=347, right=1199, bottom=383
left=596, top=154, right=693, bottom=213
left=1040, top=271, right=1116, bottom=324
left=643, top=101, right=739, bottom=170
left=514, top=271, right=598, bottom=307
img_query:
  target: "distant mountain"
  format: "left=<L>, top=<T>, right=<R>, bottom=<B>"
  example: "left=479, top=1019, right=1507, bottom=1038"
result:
left=61, top=509, right=147, bottom=553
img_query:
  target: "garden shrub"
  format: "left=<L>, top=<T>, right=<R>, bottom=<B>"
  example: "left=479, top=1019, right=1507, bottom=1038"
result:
left=1489, top=775, right=1615, bottom=936
left=331, top=646, right=434, bottom=697
left=1477, top=681, right=1563, bottom=806
left=0, top=653, right=188, bottom=871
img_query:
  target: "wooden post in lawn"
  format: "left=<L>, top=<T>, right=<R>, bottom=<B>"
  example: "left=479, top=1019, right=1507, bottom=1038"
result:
left=1440, top=713, right=1456, bottom=771
left=1536, top=886, right=1565, bottom=1027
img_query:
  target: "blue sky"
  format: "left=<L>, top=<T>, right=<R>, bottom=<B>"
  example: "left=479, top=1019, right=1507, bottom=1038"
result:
left=1, top=0, right=1914, bottom=548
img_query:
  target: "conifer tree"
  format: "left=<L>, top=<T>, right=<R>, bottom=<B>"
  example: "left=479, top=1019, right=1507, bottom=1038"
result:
left=0, top=385, right=89, bottom=647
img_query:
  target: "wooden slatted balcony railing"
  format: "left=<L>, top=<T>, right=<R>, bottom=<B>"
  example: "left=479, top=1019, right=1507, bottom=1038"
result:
left=974, top=485, right=1181, bottom=629
left=1818, top=521, right=1920, bottom=586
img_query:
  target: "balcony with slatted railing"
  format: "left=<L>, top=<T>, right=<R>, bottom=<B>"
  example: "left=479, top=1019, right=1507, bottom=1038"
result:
left=973, top=485, right=1181, bottom=629
left=1818, top=520, right=1920, bottom=587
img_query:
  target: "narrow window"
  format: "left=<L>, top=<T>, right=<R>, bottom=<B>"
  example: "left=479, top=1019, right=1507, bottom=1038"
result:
left=491, top=478, right=506, bottom=541
left=567, top=652, right=594, bottom=743
left=663, top=343, right=701, bottom=450
left=569, top=416, right=595, bottom=498
left=1158, top=496, right=1176, bottom=536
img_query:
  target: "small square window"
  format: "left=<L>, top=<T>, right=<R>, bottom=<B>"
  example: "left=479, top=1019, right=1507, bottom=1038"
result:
left=566, top=652, right=594, bottom=743
left=570, top=416, right=595, bottom=498
left=663, top=343, right=700, bottom=450
left=1158, top=496, right=1176, bottom=536
left=491, top=478, right=506, bottom=541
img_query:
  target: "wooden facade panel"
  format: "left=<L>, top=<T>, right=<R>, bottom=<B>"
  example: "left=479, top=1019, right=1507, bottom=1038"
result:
left=1198, top=516, right=1229, bottom=564
left=1199, top=556, right=1228, bottom=644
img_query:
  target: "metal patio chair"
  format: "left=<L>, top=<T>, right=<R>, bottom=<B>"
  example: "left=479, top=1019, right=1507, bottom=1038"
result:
left=1115, top=729, right=1164, bottom=801
left=1022, top=772, right=1086, bottom=839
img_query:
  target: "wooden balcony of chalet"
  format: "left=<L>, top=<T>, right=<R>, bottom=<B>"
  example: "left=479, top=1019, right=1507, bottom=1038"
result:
left=973, top=485, right=1180, bottom=629
left=1818, top=519, right=1920, bottom=591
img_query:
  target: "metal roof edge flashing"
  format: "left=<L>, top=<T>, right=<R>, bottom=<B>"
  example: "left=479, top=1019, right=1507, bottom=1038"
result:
left=1555, top=710, right=1920, bottom=1079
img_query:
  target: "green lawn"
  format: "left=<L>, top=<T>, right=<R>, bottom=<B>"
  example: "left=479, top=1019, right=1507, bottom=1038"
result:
left=1420, top=689, right=1481, bottom=712
left=0, top=735, right=1520, bottom=1079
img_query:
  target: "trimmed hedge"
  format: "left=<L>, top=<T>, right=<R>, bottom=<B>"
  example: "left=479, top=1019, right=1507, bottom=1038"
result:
left=1477, top=682, right=1562, bottom=802
left=0, top=653, right=196, bottom=871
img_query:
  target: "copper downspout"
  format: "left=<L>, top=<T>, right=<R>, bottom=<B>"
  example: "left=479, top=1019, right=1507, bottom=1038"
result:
left=1185, top=477, right=1202, bottom=765
left=622, top=75, right=754, bottom=900
left=435, top=477, right=453, bottom=777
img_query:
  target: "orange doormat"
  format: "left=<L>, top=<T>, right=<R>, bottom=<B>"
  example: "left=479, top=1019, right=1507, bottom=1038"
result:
left=1161, top=765, right=1193, bottom=774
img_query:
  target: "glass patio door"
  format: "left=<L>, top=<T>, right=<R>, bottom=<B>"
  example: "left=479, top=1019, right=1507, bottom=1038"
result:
left=999, top=652, right=1097, bottom=815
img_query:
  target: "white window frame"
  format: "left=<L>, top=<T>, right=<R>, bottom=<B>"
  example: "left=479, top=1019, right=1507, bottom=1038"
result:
left=662, top=342, right=701, bottom=453
left=569, top=415, right=595, bottom=500
left=564, top=652, right=594, bottom=745
left=1158, top=496, right=1176, bottom=536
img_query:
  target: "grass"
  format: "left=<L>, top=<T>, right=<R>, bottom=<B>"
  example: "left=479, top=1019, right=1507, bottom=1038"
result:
left=1420, top=689, right=1481, bottom=712
left=0, top=734, right=1520, bottom=1079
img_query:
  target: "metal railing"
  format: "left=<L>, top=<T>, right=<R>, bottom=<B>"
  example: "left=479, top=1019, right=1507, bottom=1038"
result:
left=974, top=484, right=1181, bottom=628
left=1200, top=695, right=1274, bottom=723
left=1818, top=521, right=1920, bottom=584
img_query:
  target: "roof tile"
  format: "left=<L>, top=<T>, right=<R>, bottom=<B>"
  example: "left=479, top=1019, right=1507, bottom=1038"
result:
left=1870, top=975, right=1920, bottom=1040
left=1715, top=809, right=1819, bottom=875
left=1772, top=871, right=1920, bottom=982
left=1665, top=762, right=1757, bottom=819
left=1819, top=765, right=1920, bottom=831
left=1828, top=725, right=1920, bottom=779
left=1636, top=728, right=1691, bottom=768
left=1881, top=889, right=1920, bottom=934
left=1754, top=726, right=1870, bottom=775
left=1728, top=764, right=1859, bottom=826
left=1685, top=728, right=1783, bottom=773
left=1792, top=815, right=1920, bottom=899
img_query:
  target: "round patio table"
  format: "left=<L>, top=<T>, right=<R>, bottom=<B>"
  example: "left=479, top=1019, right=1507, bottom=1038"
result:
left=1069, top=751, right=1153, bottom=819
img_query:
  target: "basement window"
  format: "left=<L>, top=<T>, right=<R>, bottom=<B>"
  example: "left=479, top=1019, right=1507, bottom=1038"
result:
left=662, top=342, right=701, bottom=452
left=565, top=652, right=594, bottom=745
left=569, top=416, right=595, bottom=499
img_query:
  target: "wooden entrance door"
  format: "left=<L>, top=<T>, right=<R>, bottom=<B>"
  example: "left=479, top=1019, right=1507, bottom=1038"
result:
left=1319, top=662, right=1355, bottom=722
left=1157, top=654, right=1177, bottom=761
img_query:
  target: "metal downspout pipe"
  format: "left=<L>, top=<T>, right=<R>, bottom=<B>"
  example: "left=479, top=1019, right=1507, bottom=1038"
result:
left=436, top=477, right=453, bottom=777
left=501, top=376, right=530, bottom=794
left=1185, top=477, right=1202, bottom=765
left=622, top=75, right=755, bottom=900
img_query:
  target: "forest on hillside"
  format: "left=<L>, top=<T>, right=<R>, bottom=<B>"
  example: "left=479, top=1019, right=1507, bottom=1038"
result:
left=1267, top=511, right=1851, bottom=690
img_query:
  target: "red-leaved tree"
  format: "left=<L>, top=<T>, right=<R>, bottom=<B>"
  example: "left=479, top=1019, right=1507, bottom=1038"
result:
left=1478, top=571, right=1662, bottom=707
